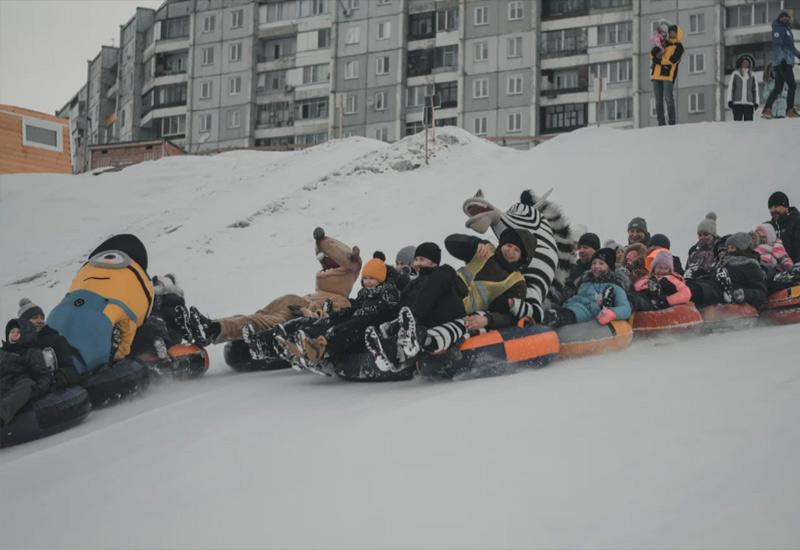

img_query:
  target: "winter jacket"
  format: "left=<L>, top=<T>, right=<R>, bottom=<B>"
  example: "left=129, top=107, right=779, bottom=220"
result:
left=386, top=265, right=413, bottom=293
left=563, top=272, right=632, bottom=324
left=727, top=69, right=760, bottom=107
left=33, top=325, right=81, bottom=388
left=343, top=282, right=401, bottom=319
left=651, top=27, right=684, bottom=82
left=685, top=240, right=718, bottom=280
left=770, top=207, right=800, bottom=264
left=771, top=18, right=800, bottom=66
left=762, top=79, right=788, bottom=117
left=566, top=261, right=591, bottom=292
left=645, top=247, right=684, bottom=275
left=723, top=254, right=768, bottom=308
left=401, top=265, right=466, bottom=327
left=633, top=272, right=691, bottom=307
left=755, top=240, right=793, bottom=268
left=1, top=323, right=51, bottom=401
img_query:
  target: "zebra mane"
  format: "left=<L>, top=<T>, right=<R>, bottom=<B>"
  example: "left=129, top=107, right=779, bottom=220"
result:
left=519, top=190, right=576, bottom=285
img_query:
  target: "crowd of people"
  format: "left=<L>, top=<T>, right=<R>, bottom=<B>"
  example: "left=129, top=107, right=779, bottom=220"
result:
left=650, top=11, right=799, bottom=123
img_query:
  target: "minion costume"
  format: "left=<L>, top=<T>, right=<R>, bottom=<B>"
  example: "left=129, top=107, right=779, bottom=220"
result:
left=48, top=234, right=154, bottom=375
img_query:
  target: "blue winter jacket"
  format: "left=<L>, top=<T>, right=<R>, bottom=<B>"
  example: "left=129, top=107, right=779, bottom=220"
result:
left=771, top=18, right=800, bottom=66
left=563, top=272, right=632, bottom=324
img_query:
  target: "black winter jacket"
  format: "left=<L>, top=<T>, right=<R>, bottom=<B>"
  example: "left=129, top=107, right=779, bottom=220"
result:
left=724, top=253, right=768, bottom=308
left=1, top=324, right=51, bottom=400
left=771, top=207, right=800, bottom=264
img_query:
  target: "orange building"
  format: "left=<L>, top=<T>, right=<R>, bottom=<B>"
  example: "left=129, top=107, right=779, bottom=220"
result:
left=0, top=105, right=72, bottom=175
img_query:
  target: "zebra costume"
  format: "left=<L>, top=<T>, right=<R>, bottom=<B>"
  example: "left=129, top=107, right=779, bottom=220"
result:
left=463, top=189, right=575, bottom=323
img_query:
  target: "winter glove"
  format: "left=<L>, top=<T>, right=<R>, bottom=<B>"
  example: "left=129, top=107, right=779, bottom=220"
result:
left=659, top=278, right=677, bottom=296
left=650, top=297, right=670, bottom=310
left=647, top=276, right=660, bottom=294
left=596, top=307, right=617, bottom=326
left=288, top=304, right=306, bottom=318
left=728, top=101, right=734, bottom=109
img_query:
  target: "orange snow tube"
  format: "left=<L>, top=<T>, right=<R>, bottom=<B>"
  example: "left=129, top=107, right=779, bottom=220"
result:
left=632, top=303, right=703, bottom=334
left=557, top=320, right=633, bottom=360
left=761, top=285, right=800, bottom=325
left=701, top=303, right=759, bottom=331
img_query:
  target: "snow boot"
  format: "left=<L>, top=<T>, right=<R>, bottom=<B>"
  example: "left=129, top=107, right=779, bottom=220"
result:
left=760, top=108, right=773, bottom=119
left=296, top=331, right=330, bottom=376
left=364, top=326, right=396, bottom=372
left=396, top=307, right=421, bottom=359
left=716, top=268, right=734, bottom=303
left=787, top=109, right=800, bottom=119
left=188, top=306, right=220, bottom=346
left=601, top=286, right=616, bottom=308
left=272, top=329, right=306, bottom=371
left=173, top=304, right=194, bottom=343
left=242, top=324, right=274, bottom=361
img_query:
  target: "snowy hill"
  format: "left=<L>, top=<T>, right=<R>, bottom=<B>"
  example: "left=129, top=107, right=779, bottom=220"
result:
left=1, top=121, right=799, bottom=549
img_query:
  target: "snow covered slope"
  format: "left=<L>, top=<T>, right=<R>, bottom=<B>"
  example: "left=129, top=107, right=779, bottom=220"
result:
left=0, top=121, right=798, bottom=549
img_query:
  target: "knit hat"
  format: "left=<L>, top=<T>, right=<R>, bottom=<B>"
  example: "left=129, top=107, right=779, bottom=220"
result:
left=779, top=10, right=790, bottom=19
left=604, top=239, right=622, bottom=251
left=5, top=319, right=21, bottom=342
left=414, top=242, right=441, bottom=265
left=361, top=258, right=387, bottom=283
left=649, top=233, right=671, bottom=250
left=372, top=250, right=386, bottom=262
left=89, top=233, right=149, bottom=272
left=726, top=232, right=753, bottom=252
left=697, top=212, right=718, bottom=236
left=668, top=24, right=678, bottom=33
left=395, top=246, right=416, bottom=266
left=755, top=223, right=777, bottom=246
left=578, top=232, right=601, bottom=251
left=592, top=248, right=616, bottom=271
left=768, top=191, right=789, bottom=208
left=651, top=250, right=673, bottom=272
left=628, top=217, right=648, bottom=233
left=18, top=298, right=44, bottom=321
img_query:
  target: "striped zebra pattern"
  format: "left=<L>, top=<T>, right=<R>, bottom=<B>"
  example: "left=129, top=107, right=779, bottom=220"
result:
left=424, top=319, right=468, bottom=353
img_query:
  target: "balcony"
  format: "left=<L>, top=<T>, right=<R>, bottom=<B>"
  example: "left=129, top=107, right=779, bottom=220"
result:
left=541, top=0, right=631, bottom=21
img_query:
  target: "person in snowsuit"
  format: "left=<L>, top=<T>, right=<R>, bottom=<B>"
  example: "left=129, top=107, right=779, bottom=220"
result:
left=761, top=11, right=800, bottom=119
left=544, top=248, right=632, bottom=328
left=762, top=63, right=788, bottom=118
left=130, top=273, right=189, bottom=358
left=767, top=191, right=800, bottom=264
left=47, top=234, right=154, bottom=376
left=622, top=242, right=649, bottom=287
left=645, top=233, right=684, bottom=274
left=685, top=213, right=719, bottom=280
left=565, top=232, right=600, bottom=296
left=0, top=319, right=51, bottom=426
left=16, top=298, right=80, bottom=388
left=754, top=223, right=793, bottom=269
left=627, top=217, right=651, bottom=246
left=726, top=54, right=760, bottom=121
left=629, top=250, right=691, bottom=312
left=181, top=227, right=362, bottom=346
left=651, top=24, right=684, bottom=126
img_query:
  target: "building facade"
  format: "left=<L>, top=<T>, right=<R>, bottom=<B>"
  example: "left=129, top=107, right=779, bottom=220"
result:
left=58, top=0, right=800, bottom=168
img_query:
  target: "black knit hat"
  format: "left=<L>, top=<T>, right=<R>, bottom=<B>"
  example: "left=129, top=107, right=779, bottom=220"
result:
left=592, top=248, right=616, bottom=271
left=627, top=217, right=648, bottom=233
left=89, top=234, right=148, bottom=272
left=649, top=233, right=671, bottom=250
left=5, top=319, right=21, bottom=342
left=577, top=232, right=600, bottom=251
left=768, top=191, right=789, bottom=208
left=414, top=242, right=441, bottom=265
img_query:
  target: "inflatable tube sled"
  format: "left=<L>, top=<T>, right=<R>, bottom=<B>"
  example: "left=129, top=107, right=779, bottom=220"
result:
left=632, top=304, right=703, bottom=335
left=557, top=320, right=633, bottom=360
left=223, top=340, right=290, bottom=372
left=82, top=358, right=150, bottom=407
left=763, top=285, right=800, bottom=310
left=137, top=344, right=210, bottom=379
left=701, top=303, right=759, bottom=332
left=420, top=325, right=559, bottom=380
left=0, top=386, right=91, bottom=449
left=333, top=352, right=416, bottom=382
left=762, top=307, right=800, bottom=325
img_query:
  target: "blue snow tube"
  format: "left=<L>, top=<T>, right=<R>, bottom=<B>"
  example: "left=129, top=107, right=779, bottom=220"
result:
left=82, top=358, right=150, bottom=407
left=0, top=386, right=92, bottom=448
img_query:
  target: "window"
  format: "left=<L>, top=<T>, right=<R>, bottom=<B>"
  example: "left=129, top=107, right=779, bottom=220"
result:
left=345, top=94, right=357, bottom=114
left=475, top=41, right=489, bottom=61
left=378, top=0, right=391, bottom=4
left=508, top=1, right=523, bottom=21
left=201, top=47, right=214, bottom=65
left=405, top=121, right=426, bottom=135
left=200, top=80, right=212, bottom=99
left=229, top=76, right=241, bottom=95
left=590, top=59, right=631, bottom=83
left=374, top=91, right=386, bottom=111
left=507, top=112, right=521, bottom=133
left=541, top=103, right=586, bottom=132
left=256, top=102, right=292, bottom=127
left=262, top=2, right=287, bottom=23
left=229, top=42, right=242, bottom=62
left=541, top=28, right=587, bottom=57
left=120, top=108, right=126, bottom=128
left=378, top=21, right=391, bottom=40
left=689, top=13, right=705, bottom=33
left=434, top=45, right=458, bottom=68
left=155, top=83, right=187, bottom=106
left=22, top=118, right=62, bottom=151
left=199, top=113, right=212, bottom=132
left=507, top=36, right=522, bottom=58
left=376, top=56, right=390, bottom=75
left=299, top=0, right=327, bottom=17
left=231, top=9, right=243, bottom=29
left=689, top=92, right=705, bottom=113
left=597, top=22, right=631, bottom=45
left=228, top=110, right=241, bottom=129
left=297, top=131, right=328, bottom=145
left=202, top=15, right=216, bottom=33
left=161, top=16, right=189, bottom=39
left=257, top=70, right=287, bottom=93
left=317, top=28, right=331, bottom=48
left=407, top=49, right=433, bottom=76
left=344, top=60, right=359, bottom=79
left=473, top=78, right=489, bottom=98
left=437, top=7, right=458, bottom=31
left=302, top=63, right=330, bottom=84
left=474, top=5, right=488, bottom=26
left=405, top=84, right=434, bottom=107
left=598, top=98, right=632, bottom=121
left=689, top=53, right=705, bottom=74
left=554, top=69, right=578, bottom=89
left=473, top=116, right=488, bottom=136
left=507, top=74, right=523, bottom=95
left=409, top=12, right=435, bottom=40
left=375, top=127, right=388, bottom=142
left=346, top=0, right=360, bottom=10
left=435, top=81, right=457, bottom=108
left=160, top=115, right=186, bottom=137
left=296, top=97, right=328, bottom=120
left=345, top=26, right=360, bottom=44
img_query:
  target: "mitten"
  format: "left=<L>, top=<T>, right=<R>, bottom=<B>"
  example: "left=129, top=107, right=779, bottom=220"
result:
left=596, top=307, right=617, bottom=325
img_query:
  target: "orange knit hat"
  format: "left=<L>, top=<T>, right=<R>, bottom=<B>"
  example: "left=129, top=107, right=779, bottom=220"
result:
left=361, top=258, right=387, bottom=283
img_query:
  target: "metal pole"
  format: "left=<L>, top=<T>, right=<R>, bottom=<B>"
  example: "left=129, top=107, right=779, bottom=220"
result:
left=424, top=121, right=429, bottom=165
left=338, top=94, right=343, bottom=139
left=430, top=94, right=436, bottom=142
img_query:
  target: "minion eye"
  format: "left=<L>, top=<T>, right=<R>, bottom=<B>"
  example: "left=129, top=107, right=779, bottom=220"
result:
left=89, top=250, right=132, bottom=269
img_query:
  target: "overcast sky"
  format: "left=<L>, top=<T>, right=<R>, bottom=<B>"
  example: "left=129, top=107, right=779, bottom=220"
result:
left=0, top=0, right=163, bottom=114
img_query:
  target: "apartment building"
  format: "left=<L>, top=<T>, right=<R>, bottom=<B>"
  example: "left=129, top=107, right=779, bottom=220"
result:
left=56, top=84, right=88, bottom=173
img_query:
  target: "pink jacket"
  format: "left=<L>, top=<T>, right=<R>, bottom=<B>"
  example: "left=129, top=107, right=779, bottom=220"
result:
left=634, top=272, right=692, bottom=306
left=755, top=240, right=793, bottom=268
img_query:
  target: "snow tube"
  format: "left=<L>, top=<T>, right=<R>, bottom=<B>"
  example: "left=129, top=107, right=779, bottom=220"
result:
left=82, top=358, right=150, bottom=407
left=761, top=307, right=800, bottom=325
left=0, top=386, right=91, bottom=448
left=223, top=340, right=290, bottom=372
left=334, top=352, right=416, bottom=382
left=632, top=303, right=703, bottom=335
left=763, top=285, right=800, bottom=310
left=557, top=320, right=633, bottom=360
left=701, top=303, right=759, bottom=331
left=137, top=344, right=210, bottom=379
left=420, top=325, right=559, bottom=380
